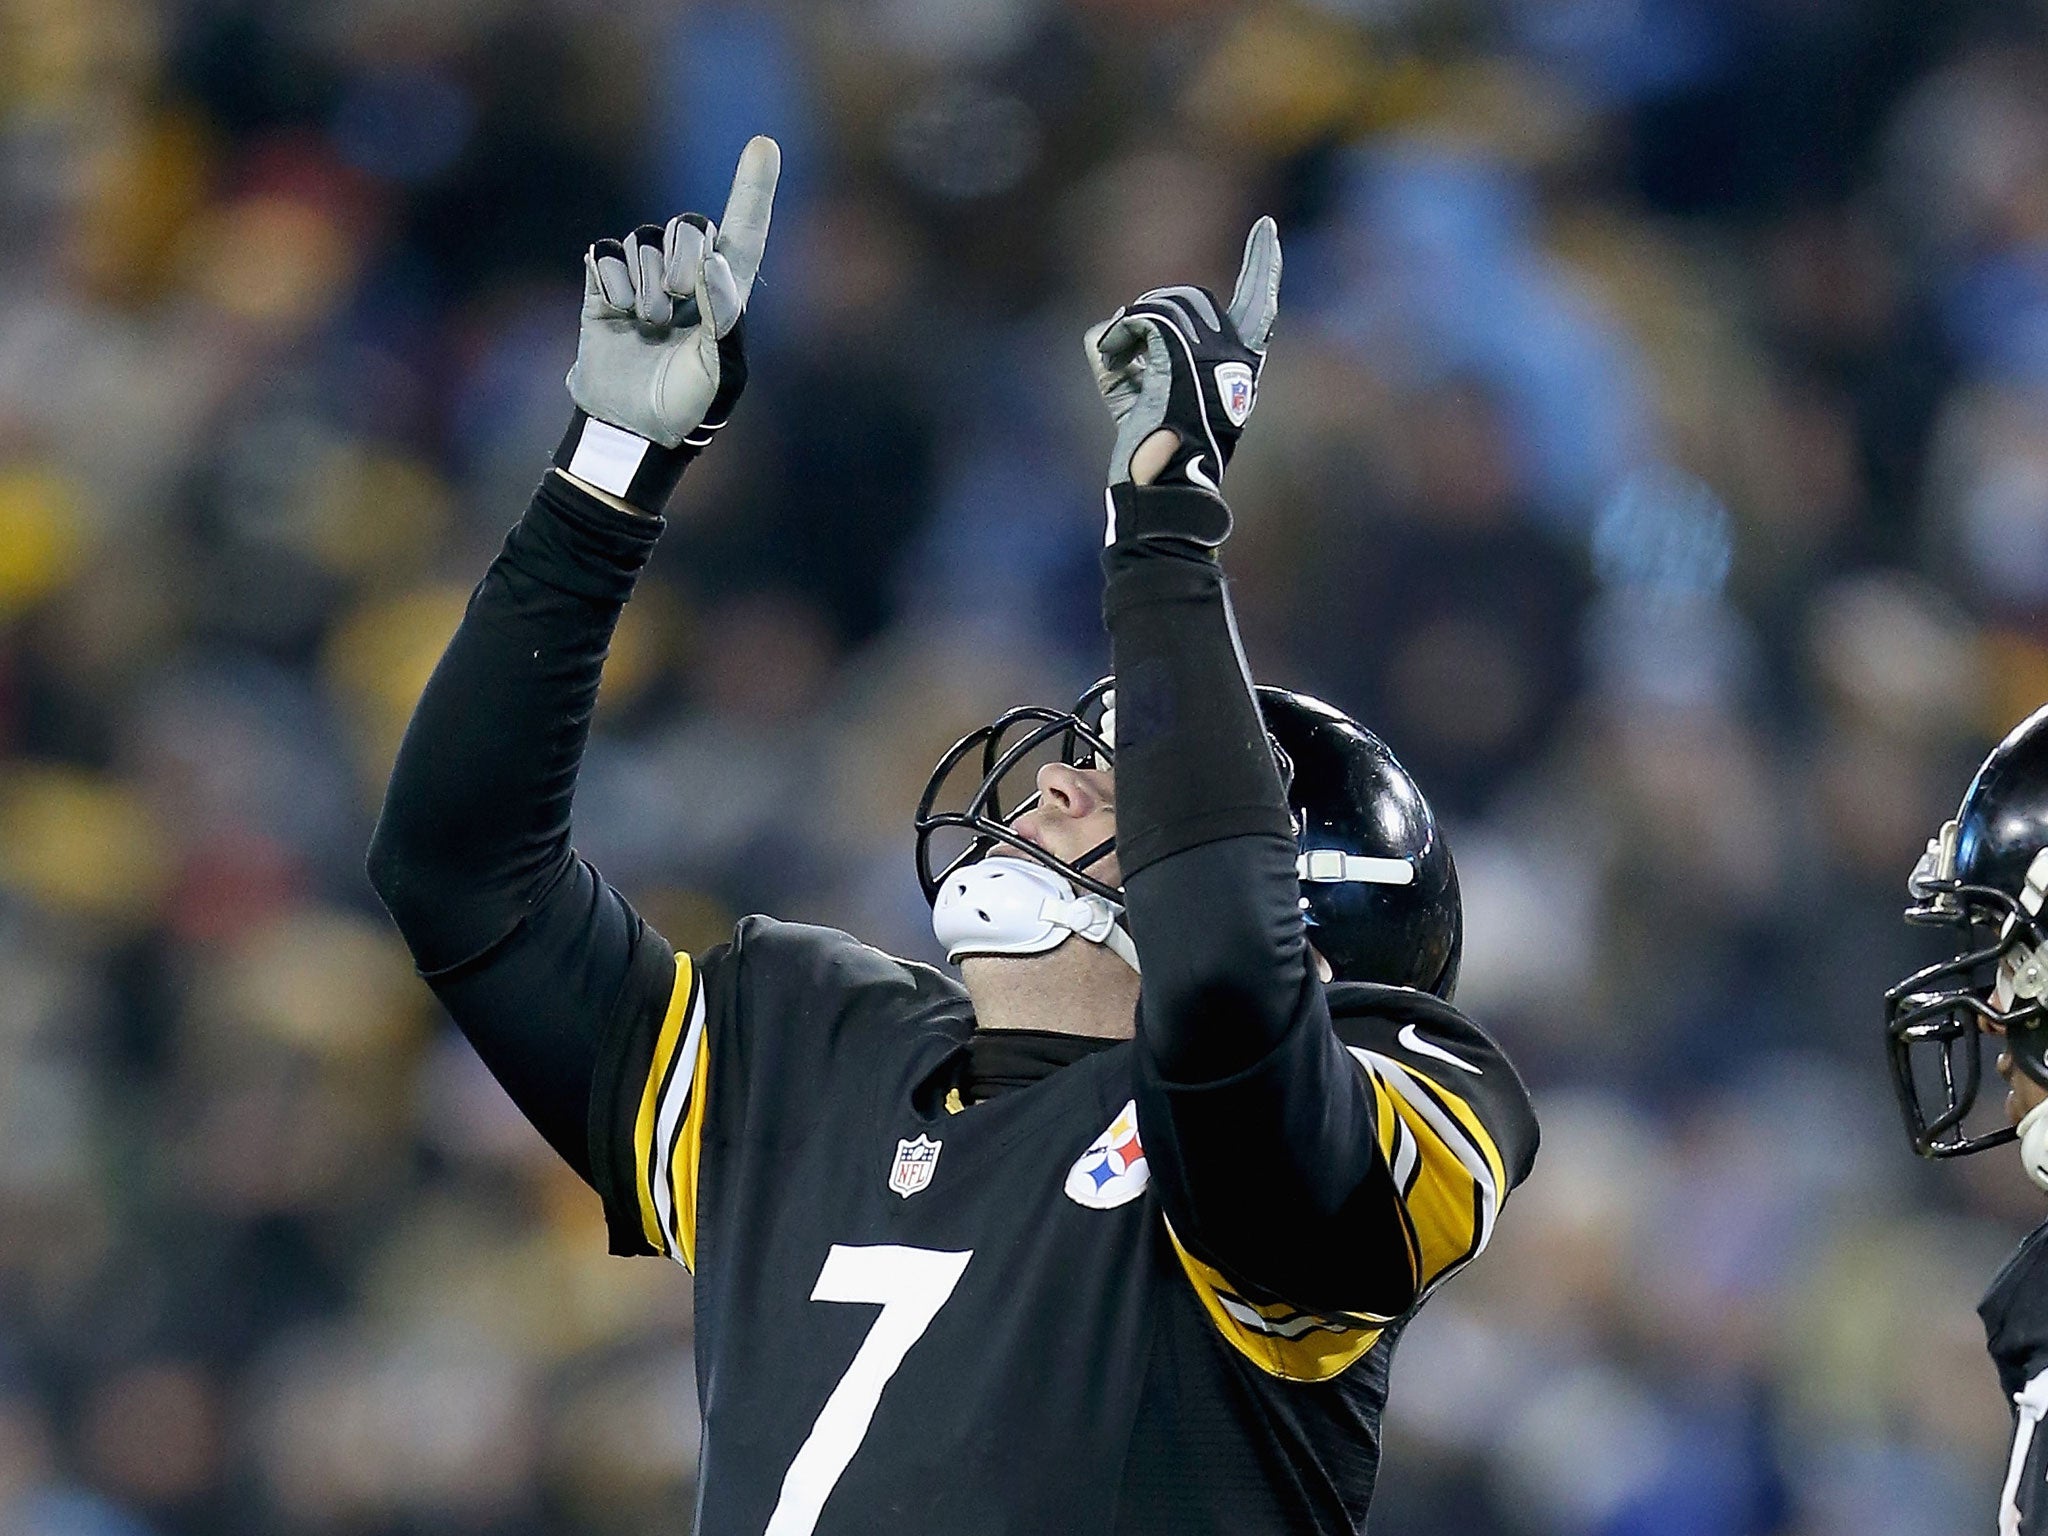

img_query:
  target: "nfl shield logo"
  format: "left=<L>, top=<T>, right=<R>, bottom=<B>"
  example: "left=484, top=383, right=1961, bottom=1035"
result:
left=889, top=1134, right=942, bottom=1198
left=1065, top=1100, right=1150, bottom=1209
left=1214, top=362, right=1256, bottom=427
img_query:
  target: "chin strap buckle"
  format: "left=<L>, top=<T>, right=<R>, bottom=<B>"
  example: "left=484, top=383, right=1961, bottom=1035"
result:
left=1039, top=893, right=1142, bottom=974
left=1042, top=893, right=1116, bottom=943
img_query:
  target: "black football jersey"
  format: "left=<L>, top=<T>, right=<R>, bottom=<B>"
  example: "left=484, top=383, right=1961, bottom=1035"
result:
left=1984, top=1219, right=2048, bottom=1534
left=589, top=917, right=1535, bottom=1535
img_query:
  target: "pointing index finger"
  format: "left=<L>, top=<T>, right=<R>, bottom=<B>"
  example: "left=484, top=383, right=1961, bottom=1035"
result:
left=1226, top=216, right=1282, bottom=351
left=714, top=135, right=782, bottom=305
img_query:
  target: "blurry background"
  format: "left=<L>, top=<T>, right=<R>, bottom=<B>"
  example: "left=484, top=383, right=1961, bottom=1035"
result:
left=3, top=0, right=2048, bottom=1531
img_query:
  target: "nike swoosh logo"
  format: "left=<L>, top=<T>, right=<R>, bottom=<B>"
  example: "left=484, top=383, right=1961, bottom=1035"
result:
left=1183, top=454, right=1219, bottom=494
left=1397, top=1023, right=1483, bottom=1075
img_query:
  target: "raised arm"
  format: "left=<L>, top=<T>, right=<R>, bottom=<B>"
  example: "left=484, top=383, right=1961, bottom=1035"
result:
left=1089, top=223, right=1534, bottom=1334
left=367, top=138, right=780, bottom=1185
left=1087, top=224, right=1299, bottom=1080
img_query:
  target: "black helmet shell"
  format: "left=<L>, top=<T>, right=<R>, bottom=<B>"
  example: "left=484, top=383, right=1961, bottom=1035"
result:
left=1954, top=704, right=2048, bottom=898
left=1258, top=687, right=1462, bottom=997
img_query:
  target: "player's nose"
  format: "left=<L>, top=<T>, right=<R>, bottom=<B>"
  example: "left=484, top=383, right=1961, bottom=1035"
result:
left=1036, top=762, right=1102, bottom=819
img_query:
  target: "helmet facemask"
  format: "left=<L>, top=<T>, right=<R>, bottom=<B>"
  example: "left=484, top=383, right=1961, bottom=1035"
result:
left=1885, top=820, right=2048, bottom=1157
left=914, top=678, right=1122, bottom=909
left=915, top=680, right=1297, bottom=973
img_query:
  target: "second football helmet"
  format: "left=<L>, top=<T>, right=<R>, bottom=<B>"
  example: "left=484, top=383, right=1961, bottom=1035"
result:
left=914, top=680, right=1461, bottom=996
left=1887, top=704, right=2048, bottom=1164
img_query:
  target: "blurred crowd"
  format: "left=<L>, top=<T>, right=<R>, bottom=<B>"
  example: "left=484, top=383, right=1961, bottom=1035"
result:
left=5, top=0, right=2048, bottom=1532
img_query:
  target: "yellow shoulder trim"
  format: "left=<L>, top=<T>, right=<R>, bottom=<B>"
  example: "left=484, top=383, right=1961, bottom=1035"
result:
left=1416, top=1072, right=1507, bottom=1195
left=1165, top=1221, right=1385, bottom=1383
left=1380, top=1090, right=1481, bottom=1285
left=1354, top=1048, right=1506, bottom=1291
left=630, top=954, right=709, bottom=1267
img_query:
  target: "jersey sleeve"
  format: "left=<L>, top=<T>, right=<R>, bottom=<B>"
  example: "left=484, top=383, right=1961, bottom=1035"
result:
left=586, top=923, right=716, bottom=1265
left=1330, top=988, right=1539, bottom=1304
left=1145, top=983, right=1536, bottom=1383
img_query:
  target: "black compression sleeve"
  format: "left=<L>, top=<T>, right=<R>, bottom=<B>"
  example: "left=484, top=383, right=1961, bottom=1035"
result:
left=1104, top=494, right=1300, bottom=1080
left=369, top=472, right=662, bottom=969
left=368, top=471, right=667, bottom=1182
left=1122, top=835, right=1316, bottom=1081
left=1107, top=488, right=1398, bottom=1308
left=1100, top=495, right=1294, bottom=879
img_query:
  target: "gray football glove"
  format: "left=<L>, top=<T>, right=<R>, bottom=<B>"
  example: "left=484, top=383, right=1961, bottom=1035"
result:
left=554, top=135, right=779, bottom=510
left=1085, top=216, right=1281, bottom=505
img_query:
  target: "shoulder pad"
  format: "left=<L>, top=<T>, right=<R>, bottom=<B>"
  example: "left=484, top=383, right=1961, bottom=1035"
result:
left=1323, top=981, right=1471, bottom=1029
left=728, top=915, right=967, bottom=1000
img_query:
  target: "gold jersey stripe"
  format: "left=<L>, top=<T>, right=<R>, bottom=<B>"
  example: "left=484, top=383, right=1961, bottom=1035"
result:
left=1365, top=1070, right=1423, bottom=1287
left=1404, top=1069, right=1507, bottom=1199
left=1165, top=1222, right=1384, bottom=1383
left=669, top=1012, right=711, bottom=1271
left=1350, top=1048, right=1503, bottom=1208
left=1379, top=1090, right=1483, bottom=1283
left=1350, top=1047, right=1505, bottom=1291
left=631, top=954, right=697, bottom=1256
left=631, top=955, right=711, bottom=1266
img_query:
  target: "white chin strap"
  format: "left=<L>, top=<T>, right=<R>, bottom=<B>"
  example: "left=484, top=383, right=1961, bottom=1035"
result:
left=2021, top=1097, right=2048, bottom=1193
left=931, top=856, right=1140, bottom=974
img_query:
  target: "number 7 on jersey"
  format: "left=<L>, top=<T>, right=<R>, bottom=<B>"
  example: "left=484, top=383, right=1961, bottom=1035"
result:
left=763, top=1244, right=974, bottom=1536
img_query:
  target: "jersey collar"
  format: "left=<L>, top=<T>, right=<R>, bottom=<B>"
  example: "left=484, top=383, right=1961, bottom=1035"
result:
left=960, top=1028, right=1120, bottom=1104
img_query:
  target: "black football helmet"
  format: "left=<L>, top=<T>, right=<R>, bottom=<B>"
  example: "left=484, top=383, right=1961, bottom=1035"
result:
left=914, top=678, right=1462, bottom=997
left=1887, top=704, right=2048, bottom=1158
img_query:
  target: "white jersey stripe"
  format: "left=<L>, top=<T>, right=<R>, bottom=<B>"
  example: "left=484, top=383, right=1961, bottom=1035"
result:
left=649, top=972, right=707, bottom=1261
left=2002, top=1368, right=2048, bottom=1536
left=1349, top=1046, right=1500, bottom=1255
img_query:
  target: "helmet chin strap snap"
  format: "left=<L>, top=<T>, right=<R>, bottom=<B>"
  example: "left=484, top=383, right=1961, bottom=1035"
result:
left=931, top=856, right=1141, bottom=974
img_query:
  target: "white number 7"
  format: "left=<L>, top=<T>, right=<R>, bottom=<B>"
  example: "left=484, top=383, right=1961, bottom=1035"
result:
left=763, top=1244, right=973, bottom=1536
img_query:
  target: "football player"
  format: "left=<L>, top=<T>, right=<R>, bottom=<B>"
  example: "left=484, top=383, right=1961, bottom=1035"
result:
left=368, top=135, right=1539, bottom=1534
left=1889, top=705, right=2048, bottom=1533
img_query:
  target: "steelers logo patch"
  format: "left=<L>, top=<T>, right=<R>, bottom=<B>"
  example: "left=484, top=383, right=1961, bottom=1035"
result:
left=1065, top=1100, right=1149, bottom=1209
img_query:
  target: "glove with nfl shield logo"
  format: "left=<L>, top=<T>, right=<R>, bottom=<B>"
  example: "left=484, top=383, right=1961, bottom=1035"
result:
left=554, top=136, right=780, bottom=513
left=1084, top=216, right=1280, bottom=543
